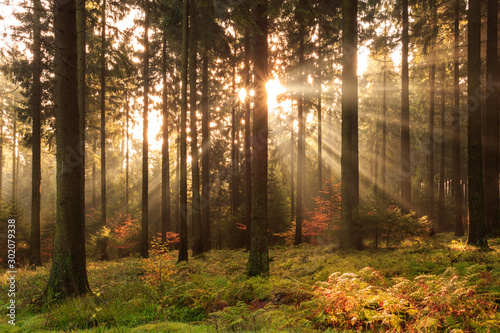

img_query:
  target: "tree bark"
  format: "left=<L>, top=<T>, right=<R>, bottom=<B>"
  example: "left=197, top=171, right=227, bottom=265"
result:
left=294, top=27, right=305, bottom=246
left=484, top=0, right=499, bottom=233
left=247, top=0, right=269, bottom=277
left=428, top=64, right=435, bottom=225
left=438, top=64, right=446, bottom=232
left=178, top=0, right=189, bottom=262
left=140, top=0, right=150, bottom=258
left=100, top=0, right=106, bottom=227
left=401, top=0, right=411, bottom=213
left=11, top=112, right=16, bottom=203
left=467, top=0, right=487, bottom=248
left=77, top=0, right=86, bottom=217
left=45, top=0, right=90, bottom=298
left=452, top=0, right=463, bottom=236
left=201, top=53, right=211, bottom=251
left=190, top=0, right=203, bottom=256
left=30, top=0, right=43, bottom=267
left=243, top=31, right=252, bottom=248
left=161, top=32, right=171, bottom=243
left=125, top=91, right=129, bottom=216
left=340, top=0, right=361, bottom=250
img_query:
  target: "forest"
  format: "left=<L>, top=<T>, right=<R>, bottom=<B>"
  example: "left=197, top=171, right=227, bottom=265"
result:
left=0, top=0, right=499, bottom=331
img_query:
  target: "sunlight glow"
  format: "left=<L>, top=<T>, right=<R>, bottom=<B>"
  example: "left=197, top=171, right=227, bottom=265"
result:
left=238, top=88, right=247, bottom=103
left=266, top=78, right=287, bottom=111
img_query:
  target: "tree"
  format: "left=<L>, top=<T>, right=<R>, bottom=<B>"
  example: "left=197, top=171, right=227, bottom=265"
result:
left=45, top=0, right=90, bottom=298
left=161, top=32, right=171, bottom=243
left=190, top=0, right=203, bottom=256
left=294, top=0, right=308, bottom=246
left=141, top=0, right=150, bottom=259
left=339, top=0, right=361, bottom=250
left=29, top=0, right=42, bottom=267
left=484, top=0, right=499, bottom=233
left=243, top=30, right=251, bottom=248
left=100, top=0, right=107, bottom=227
left=247, top=0, right=269, bottom=277
left=467, top=0, right=487, bottom=248
left=201, top=53, right=211, bottom=251
left=437, top=64, right=446, bottom=232
left=452, top=0, right=463, bottom=237
left=400, top=0, right=411, bottom=214
left=77, top=0, right=86, bottom=217
left=178, top=0, right=189, bottom=262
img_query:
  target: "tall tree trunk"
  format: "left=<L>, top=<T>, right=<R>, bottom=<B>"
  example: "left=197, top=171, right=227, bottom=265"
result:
left=125, top=91, right=129, bottom=216
left=30, top=0, right=42, bottom=267
left=438, top=64, right=446, bottom=232
left=381, top=56, right=387, bottom=196
left=340, top=0, right=361, bottom=250
left=92, top=140, right=96, bottom=208
left=294, top=27, right=304, bottom=246
left=140, top=0, right=150, bottom=258
left=190, top=0, right=203, bottom=256
left=201, top=53, right=211, bottom=251
left=291, top=119, right=295, bottom=220
left=178, top=0, right=189, bottom=262
left=100, top=0, right=106, bottom=227
left=161, top=32, right=171, bottom=243
left=452, top=0, right=463, bottom=237
left=317, top=76, right=322, bottom=190
left=0, top=117, right=3, bottom=201
left=401, top=0, right=411, bottom=213
left=243, top=31, right=251, bottom=248
left=231, top=40, right=238, bottom=237
left=484, top=0, right=499, bottom=233
left=77, top=0, right=86, bottom=214
left=11, top=113, right=16, bottom=203
left=45, top=0, right=89, bottom=298
left=247, top=0, right=269, bottom=277
left=428, top=64, right=435, bottom=225
left=467, top=0, right=487, bottom=248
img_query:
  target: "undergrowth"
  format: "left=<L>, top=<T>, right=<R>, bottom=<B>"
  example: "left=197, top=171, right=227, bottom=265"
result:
left=1, top=233, right=499, bottom=332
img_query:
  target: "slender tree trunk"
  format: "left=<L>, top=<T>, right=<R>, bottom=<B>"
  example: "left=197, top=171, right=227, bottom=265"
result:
left=231, top=40, right=238, bottom=235
left=247, top=0, right=269, bottom=277
left=438, top=64, right=446, bottom=232
left=467, top=0, right=487, bottom=248
left=291, top=119, right=295, bottom=220
left=189, top=0, right=203, bottom=256
left=92, top=139, right=96, bottom=208
left=100, top=0, right=106, bottom=227
left=125, top=91, right=129, bottom=216
left=381, top=56, right=387, bottom=195
left=161, top=32, right=171, bottom=243
left=294, top=27, right=304, bottom=246
left=45, top=0, right=89, bottom=298
left=11, top=113, right=16, bottom=203
left=178, top=0, right=189, bottom=262
left=243, top=31, right=252, bottom=248
left=401, top=0, right=411, bottom=213
left=201, top=53, right=211, bottom=251
left=428, top=64, right=435, bottom=225
left=452, top=0, right=463, bottom=237
left=484, top=0, right=499, bottom=233
left=140, top=0, right=150, bottom=258
left=317, top=76, right=322, bottom=190
left=0, top=118, right=3, bottom=201
left=30, top=0, right=42, bottom=267
left=77, top=0, right=86, bottom=213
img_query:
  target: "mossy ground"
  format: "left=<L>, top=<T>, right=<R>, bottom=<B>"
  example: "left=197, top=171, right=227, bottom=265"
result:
left=1, top=233, right=499, bottom=332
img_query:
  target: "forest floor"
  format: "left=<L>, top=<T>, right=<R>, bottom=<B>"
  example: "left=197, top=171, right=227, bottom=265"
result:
left=1, top=233, right=499, bottom=332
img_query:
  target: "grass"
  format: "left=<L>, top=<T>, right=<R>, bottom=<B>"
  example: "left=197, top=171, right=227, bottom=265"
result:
left=1, top=233, right=499, bottom=332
